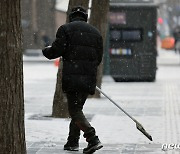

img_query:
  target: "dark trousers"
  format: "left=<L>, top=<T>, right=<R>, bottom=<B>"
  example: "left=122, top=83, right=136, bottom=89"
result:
left=66, top=92, right=96, bottom=142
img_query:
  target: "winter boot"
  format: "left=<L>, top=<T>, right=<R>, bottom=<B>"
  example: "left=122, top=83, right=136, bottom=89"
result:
left=64, top=139, right=79, bottom=151
left=83, top=136, right=103, bottom=154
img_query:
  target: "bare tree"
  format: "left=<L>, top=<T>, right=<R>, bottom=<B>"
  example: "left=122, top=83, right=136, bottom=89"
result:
left=0, top=1, right=26, bottom=153
left=89, top=0, right=109, bottom=98
left=52, top=0, right=89, bottom=118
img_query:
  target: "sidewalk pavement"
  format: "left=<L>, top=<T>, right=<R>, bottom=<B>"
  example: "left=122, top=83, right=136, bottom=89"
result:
left=24, top=49, right=180, bottom=154
left=27, top=142, right=161, bottom=154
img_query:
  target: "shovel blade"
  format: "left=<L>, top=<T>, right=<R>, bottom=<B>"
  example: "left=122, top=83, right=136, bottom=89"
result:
left=136, top=121, right=153, bottom=141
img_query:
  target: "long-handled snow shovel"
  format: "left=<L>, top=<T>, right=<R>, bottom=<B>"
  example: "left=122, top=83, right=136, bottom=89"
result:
left=96, top=86, right=153, bottom=141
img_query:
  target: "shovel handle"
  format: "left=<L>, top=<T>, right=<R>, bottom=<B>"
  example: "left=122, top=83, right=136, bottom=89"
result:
left=96, top=86, right=153, bottom=141
left=96, top=86, right=135, bottom=122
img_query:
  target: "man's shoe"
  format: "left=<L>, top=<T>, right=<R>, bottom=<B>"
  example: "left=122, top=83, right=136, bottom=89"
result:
left=64, top=140, right=79, bottom=151
left=83, top=136, right=103, bottom=154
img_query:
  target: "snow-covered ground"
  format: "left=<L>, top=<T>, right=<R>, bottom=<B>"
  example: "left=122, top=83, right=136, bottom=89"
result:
left=24, top=49, right=180, bottom=148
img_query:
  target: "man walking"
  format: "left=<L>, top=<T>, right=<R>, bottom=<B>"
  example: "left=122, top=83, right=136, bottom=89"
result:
left=42, top=6, right=103, bottom=154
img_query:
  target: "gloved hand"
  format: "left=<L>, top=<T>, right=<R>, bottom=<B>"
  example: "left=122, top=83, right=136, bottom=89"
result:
left=42, top=46, right=52, bottom=59
left=42, top=45, right=61, bottom=60
left=42, top=46, right=51, bottom=53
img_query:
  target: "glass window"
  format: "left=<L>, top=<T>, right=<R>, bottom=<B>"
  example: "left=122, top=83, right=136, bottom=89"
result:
left=122, top=30, right=142, bottom=41
left=109, top=12, right=126, bottom=24
left=110, top=30, right=121, bottom=41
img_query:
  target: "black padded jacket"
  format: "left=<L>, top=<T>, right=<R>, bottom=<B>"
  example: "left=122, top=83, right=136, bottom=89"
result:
left=42, top=19, right=103, bottom=95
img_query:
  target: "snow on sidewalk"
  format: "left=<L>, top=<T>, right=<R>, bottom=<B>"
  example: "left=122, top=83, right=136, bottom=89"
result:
left=24, top=50, right=180, bottom=153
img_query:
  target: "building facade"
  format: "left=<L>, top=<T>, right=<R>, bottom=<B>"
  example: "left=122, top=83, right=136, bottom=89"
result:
left=21, top=0, right=56, bottom=50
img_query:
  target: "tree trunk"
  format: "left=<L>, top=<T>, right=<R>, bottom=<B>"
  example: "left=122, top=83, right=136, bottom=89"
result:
left=52, top=58, right=69, bottom=118
left=52, top=0, right=89, bottom=118
left=89, top=0, right=109, bottom=98
left=0, top=1, right=26, bottom=154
